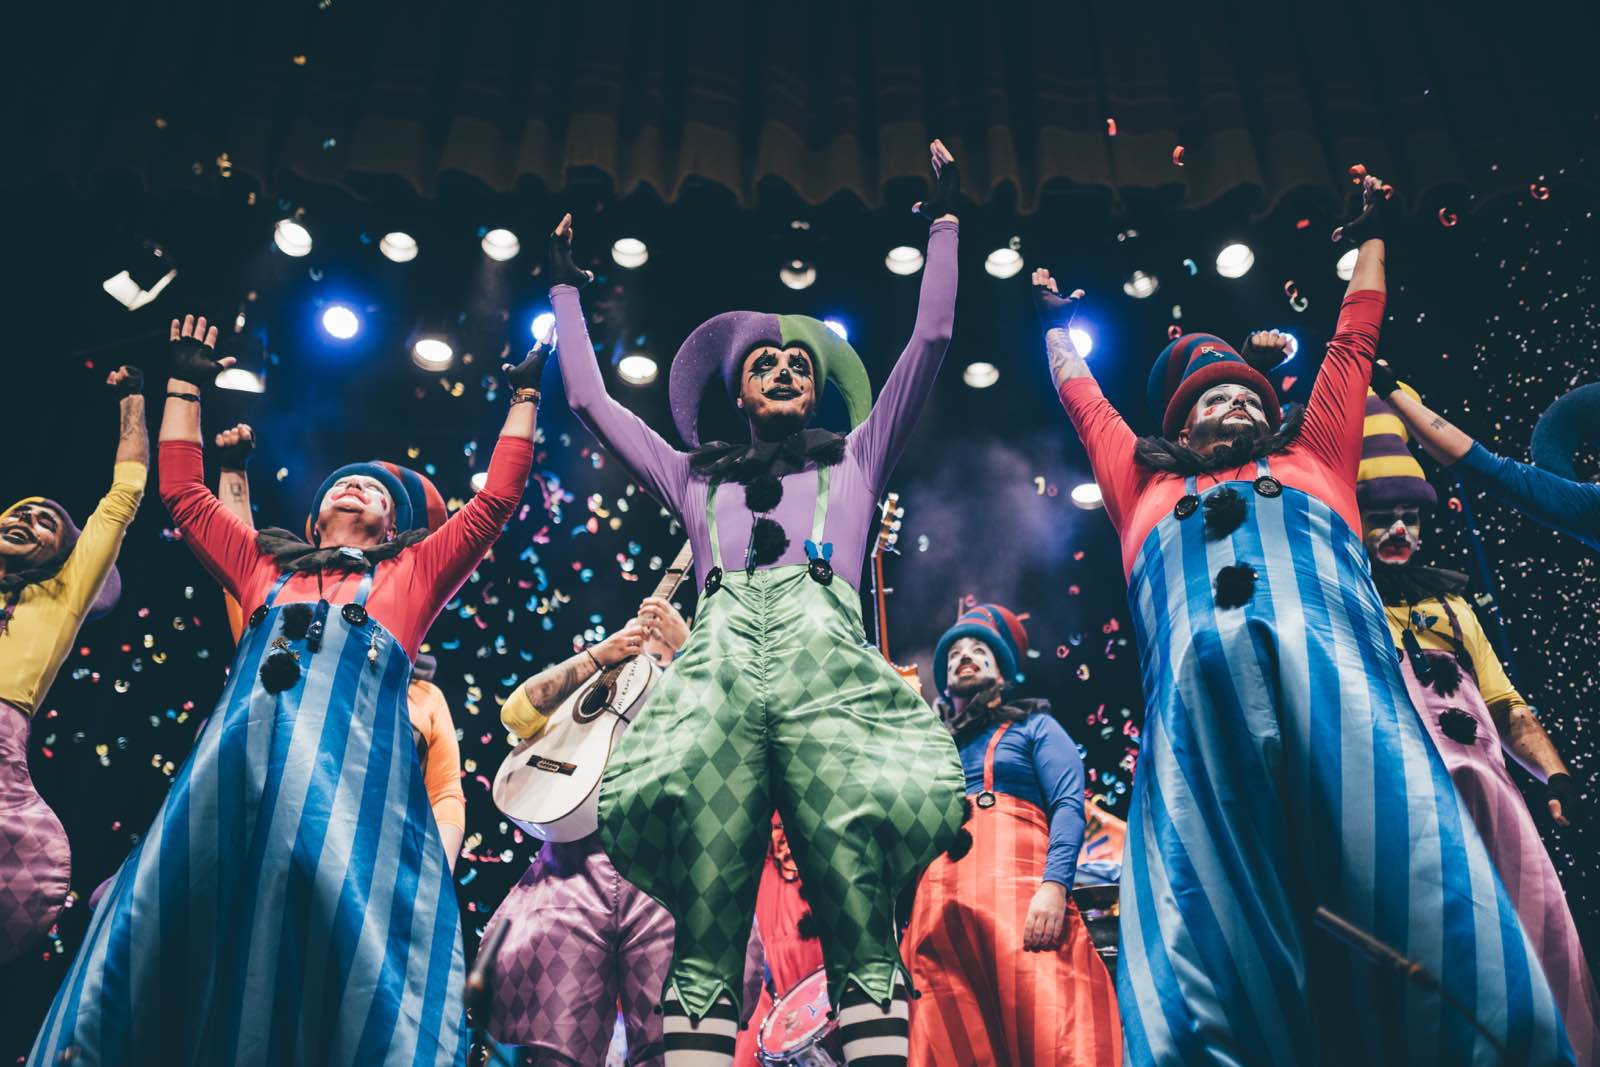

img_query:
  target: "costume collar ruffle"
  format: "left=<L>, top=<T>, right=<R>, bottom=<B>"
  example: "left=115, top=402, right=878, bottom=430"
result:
left=1370, top=561, right=1469, bottom=605
left=688, top=428, right=847, bottom=484
left=256, top=527, right=428, bottom=575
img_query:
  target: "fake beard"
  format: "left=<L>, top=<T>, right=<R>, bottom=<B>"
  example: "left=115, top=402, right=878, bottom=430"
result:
left=948, top=668, right=1002, bottom=700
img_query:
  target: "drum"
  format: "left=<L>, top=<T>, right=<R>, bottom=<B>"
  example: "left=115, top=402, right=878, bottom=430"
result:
left=1073, top=882, right=1121, bottom=980
left=757, top=967, right=841, bottom=1066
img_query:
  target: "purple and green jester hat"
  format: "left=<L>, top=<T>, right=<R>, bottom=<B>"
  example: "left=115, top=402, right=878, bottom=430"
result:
left=667, top=312, right=873, bottom=447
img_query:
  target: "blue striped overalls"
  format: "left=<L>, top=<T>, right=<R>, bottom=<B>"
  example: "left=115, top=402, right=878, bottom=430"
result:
left=1116, top=459, right=1572, bottom=1066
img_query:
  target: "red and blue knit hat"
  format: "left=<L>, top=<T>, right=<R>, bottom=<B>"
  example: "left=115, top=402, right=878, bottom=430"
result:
left=933, top=603, right=1029, bottom=695
left=1147, top=333, right=1281, bottom=438
left=304, top=461, right=446, bottom=541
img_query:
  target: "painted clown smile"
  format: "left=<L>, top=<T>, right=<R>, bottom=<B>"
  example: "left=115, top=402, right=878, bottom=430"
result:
left=1, top=524, right=37, bottom=546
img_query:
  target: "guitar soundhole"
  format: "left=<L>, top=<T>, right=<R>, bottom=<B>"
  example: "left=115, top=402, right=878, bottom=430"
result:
left=575, top=682, right=612, bottom=724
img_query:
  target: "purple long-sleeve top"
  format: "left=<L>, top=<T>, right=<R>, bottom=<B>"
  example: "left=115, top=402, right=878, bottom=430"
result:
left=554, top=219, right=958, bottom=592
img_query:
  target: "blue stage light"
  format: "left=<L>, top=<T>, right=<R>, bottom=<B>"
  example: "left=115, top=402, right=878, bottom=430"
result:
left=823, top=319, right=848, bottom=341
left=531, top=312, right=556, bottom=343
left=321, top=304, right=361, bottom=340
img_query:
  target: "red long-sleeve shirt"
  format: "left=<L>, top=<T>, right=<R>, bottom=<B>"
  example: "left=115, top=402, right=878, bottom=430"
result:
left=1059, top=289, right=1386, bottom=578
left=160, top=437, right=532, bottom=658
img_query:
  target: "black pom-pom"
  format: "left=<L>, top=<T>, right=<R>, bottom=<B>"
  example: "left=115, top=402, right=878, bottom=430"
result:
left=280, top=602, right=314, bottom=640
left=796, top=911, right=819, bottom=939
left=744, top=474, right=783, bottom=514
left=1438, top=707, right=1478, bottom=745
left=945, top=828, right=974, bottom=862
left=959, top=796, right=975, bottom=826
left=1402, top=632, right=1464, bottom=696
left=750, top=518, right=789, bottom=566
left=1213, top=563, right=1258, bottom=609
left=259, top=650, right=301, bottom=694
left=1202, top=487, right=1247, bottom=541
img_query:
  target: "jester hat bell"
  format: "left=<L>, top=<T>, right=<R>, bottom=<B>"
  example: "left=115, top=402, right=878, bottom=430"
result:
left=667, top=312, right=872, bottom=448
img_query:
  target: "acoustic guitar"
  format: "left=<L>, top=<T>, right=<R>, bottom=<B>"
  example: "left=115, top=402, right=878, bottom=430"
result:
left=869, top=492, right=921, bottom=688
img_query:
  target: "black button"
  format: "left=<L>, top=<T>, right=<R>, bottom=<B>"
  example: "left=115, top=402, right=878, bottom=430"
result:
left=975, top=791, right=997, bottom=809
left=249, top=605, right=269, bottom=627
left=704, top=566, right=723, bottom=597
left=341, top=603, right=369, bottom=626
left=808, top=558, right=834, bottom=585
left=1253, top=475, right=1283, bottom=498
left=1173, top=494, right=1200, bottom=519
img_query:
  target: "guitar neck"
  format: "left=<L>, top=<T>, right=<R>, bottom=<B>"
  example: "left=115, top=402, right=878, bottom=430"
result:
left=651, top=542, right=695, bottom=603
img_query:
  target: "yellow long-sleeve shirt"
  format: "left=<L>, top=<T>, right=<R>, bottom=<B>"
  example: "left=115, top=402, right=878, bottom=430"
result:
left=1382, top=593, right=1527, bottom=714
left=0, top=462, right=146, bottom=715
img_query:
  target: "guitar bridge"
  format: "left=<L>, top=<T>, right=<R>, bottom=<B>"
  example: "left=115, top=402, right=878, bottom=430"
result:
left=532, top=756, right=577, bottom=776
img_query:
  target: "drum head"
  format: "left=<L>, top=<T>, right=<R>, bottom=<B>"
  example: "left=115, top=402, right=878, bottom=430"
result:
left=757, top=967, right=833, bottom=1057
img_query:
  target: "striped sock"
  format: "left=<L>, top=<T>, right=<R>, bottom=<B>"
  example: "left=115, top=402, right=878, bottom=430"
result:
left=836, top=977, right=910, bottom=1066
left=661, top=988, right=738, bottom=1066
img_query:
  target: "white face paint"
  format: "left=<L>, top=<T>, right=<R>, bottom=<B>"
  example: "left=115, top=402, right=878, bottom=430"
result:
left=947, top=635, right=1002, bottom=695
left=317, top=475, right=395, bottom=542
left=1179, top=382, right=1270, bottom=454
left=1362, top=505, right=1423, bottom=564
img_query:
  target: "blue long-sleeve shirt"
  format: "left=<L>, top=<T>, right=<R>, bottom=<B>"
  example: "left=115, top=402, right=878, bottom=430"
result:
left=956, top=710, right=1085, bottom=889
left=1455, top=442, right=1600, bottom=552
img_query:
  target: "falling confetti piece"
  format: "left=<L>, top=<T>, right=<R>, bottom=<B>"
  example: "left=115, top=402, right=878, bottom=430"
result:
left=1182, top=258, right=1197, bottom=276
left=1105, top=118, right=1117, bottom=136
left=1529, top=183, right=1550, bottom=201
left=1295, top=218, right=1311, bottom=230
left=292, top=54, right=307, bottom=66
left=1168, top=324, right=1182, bottom=340
left=1171, top=145, right=1185, bottom=167
left=1438, top=208, right=1458, bottom=228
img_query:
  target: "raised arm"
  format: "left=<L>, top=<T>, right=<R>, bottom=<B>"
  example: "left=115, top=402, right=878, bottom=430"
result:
left=499, top=618, right=647, bottom=739
left=546, top=215, right=689, bottom=511
left=851, top=140, right=961, bottom=481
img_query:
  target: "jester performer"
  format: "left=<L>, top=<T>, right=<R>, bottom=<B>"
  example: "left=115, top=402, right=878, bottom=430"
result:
left=1040, top=170, right=1574, bottom=1065
left=481, top=587, right=690, bottom=1067
left=1356, top=387, right=1597, bottom=1065
left=550, top=141, right=967, bottom=1066
left=29, top=314, right=539, bottom=1066
left=0, top=365, right=145, bottom=965
left=903, top=604, right=1121, bottom=1067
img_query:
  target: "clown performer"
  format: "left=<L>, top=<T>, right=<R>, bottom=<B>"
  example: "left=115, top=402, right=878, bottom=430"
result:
left=1357, top=388, right=1597, bottom=1065
left=1039, top=169, right=1573, bottom=1065
left=480, top=587, right=690, bottom=1067
left=28, top=315, right=540, bottom=1066
left=549, top=140, right=967, bottom=1066
left=0, top=365, right=145, bottom=965
left=1376, top=375, right=1600, bottom=552
left=903, top=604, right=1121, bottom=1067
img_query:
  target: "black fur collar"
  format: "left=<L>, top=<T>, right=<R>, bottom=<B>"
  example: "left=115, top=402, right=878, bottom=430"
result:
left=1134, top=404, right=1306, bottom=476
left=255, top=527, right=428, bottom=574
left=688, top=429, right=847, bottom=484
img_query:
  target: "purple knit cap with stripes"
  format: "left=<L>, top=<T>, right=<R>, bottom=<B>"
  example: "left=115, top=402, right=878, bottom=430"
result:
left=1357, top=391, right=1436, bottom=509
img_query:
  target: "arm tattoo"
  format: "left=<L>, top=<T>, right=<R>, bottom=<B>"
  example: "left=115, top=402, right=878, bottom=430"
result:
left=227, top=482, right=245, bottom=501
left=1045, top=328, right=1092, bottom=384
left=1429, top=417, right=1447, bottom=430
left=521, top=651, right=599, bottom=710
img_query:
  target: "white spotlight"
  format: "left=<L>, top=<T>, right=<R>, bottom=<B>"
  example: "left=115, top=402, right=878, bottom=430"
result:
left=617, top=353, right=659, bottom=385
left=321, top=304, right=360, bottom=340
left=482, top=228, right=521, bottom=262
left=611, top=238, right=649, bottom=269
left=1335, top=247, right=1359, bottom=281
left=274, top=218, right=313, bottom=257
left=379, top=232, right=418, bottom=263
left=1215, top=243, right=1255, bottom=279
left=963, top=361, right=1000, bottom=389
left=822, top=319, right=848, bottom=341
left=1069, top=327, right=1094, bottom=358
left=884, top=246, right=924, bottom=275
left=779, top=259, right=817, bottom=290
left=1122, top=271, right=1160, bottom=299
left=470, top=471, right=490, bottom=494
left=984, top=247, right=1024, bottom=279
left=215, top=368, right=266, bottom=393
left=412, top=338, right=454, bottom=370
left=530, top=312, right=556, bottom=343
left=1070, top=482, right=1104, bottom=510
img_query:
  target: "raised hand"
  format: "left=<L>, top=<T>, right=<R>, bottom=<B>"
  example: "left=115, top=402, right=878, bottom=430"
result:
left=1032, top=268, right=1084, bottom=335
left=214, top=423, right=256, bottom=471
left=1334, top=169, right=1394, bottom=245
left=168, top=314, right=232, bottom=387
left=1239, top=330, right=1294, bottom=373
left=107, top=365, right=144, bottom=399
left=501, top=336, right=551, bottom=394
left=545, top=213, right=595, bottom=290
left=914, top=139, right=960, bottom=222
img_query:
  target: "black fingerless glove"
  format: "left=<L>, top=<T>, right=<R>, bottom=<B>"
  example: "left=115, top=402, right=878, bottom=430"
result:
left=113, top=365, right=145, bottom=398
left=169, top=336, right=223, bottom=388
left=216, top=435, right=254, bottom=472
left=1335, top=183, right=1394, bottom=246
left=1369, top=358, right=1400, bottom=399
left=1546, top=772, right=1578, bottom=824
left=501, top=341, right=551, bottom=393
left=1237, top=335, right=1289, bottom=375
left=916, top=159, right=961, bottom=222
left=545, top=229, right=592, bottom=290
left=1033, top=281, right=1079, bottom=336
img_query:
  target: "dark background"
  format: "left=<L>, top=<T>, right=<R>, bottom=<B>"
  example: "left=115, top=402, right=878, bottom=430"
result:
left=3, top=0, right=1597, bottom=1057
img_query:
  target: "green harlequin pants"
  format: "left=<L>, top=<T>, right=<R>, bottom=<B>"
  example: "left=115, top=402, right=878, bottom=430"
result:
left=598, top=564, right=965, bottom=1021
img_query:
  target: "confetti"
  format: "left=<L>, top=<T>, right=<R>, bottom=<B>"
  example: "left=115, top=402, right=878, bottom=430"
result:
left=1171, top=145, right=1184, bottom=167
left=1439, top=208, right=1459, bottom=228
left=1105, top=118, right=1117, bottom=137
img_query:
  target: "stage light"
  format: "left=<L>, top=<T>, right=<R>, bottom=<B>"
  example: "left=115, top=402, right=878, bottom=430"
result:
left=1335, top=247, right=1358, bottom=281
left=984, top=247, right=1024, bottom=279
left=822, top=319, right=848, bottom=341
left=1279, top=332, right=1299, bottom=359
left=779, top=259, right=816, bottom=290
left=1215, top=243, right=1255, bottom=278
left=617, top=353, right=659, bottom=385
left=101, top=239, right=176, bottom=310
left=321, top=304, right=361, bottom=340
left=412, top=338, right=454, bottom=370
left=274, top=218, right=313, bottom=257
left=885, top=246, right=924, bottom=275
left=963, top=361, right=1000, bottom=389
left=1069, top=326, right=1094, bottom=358
left=380, top=232, right=418, bottom=263
left=1070, top=482, right=1104, bottom=509
left=530, top=312, right=556, bottom=342
left=1122, top=270, right=1160, bottom=299
left=470, top=471, right=489, bottom=494
left=215, top=368, right=266, bottom=393
left=612, top=238, right=649, bottom=269
left=482, top=228, right=521, bottom=262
